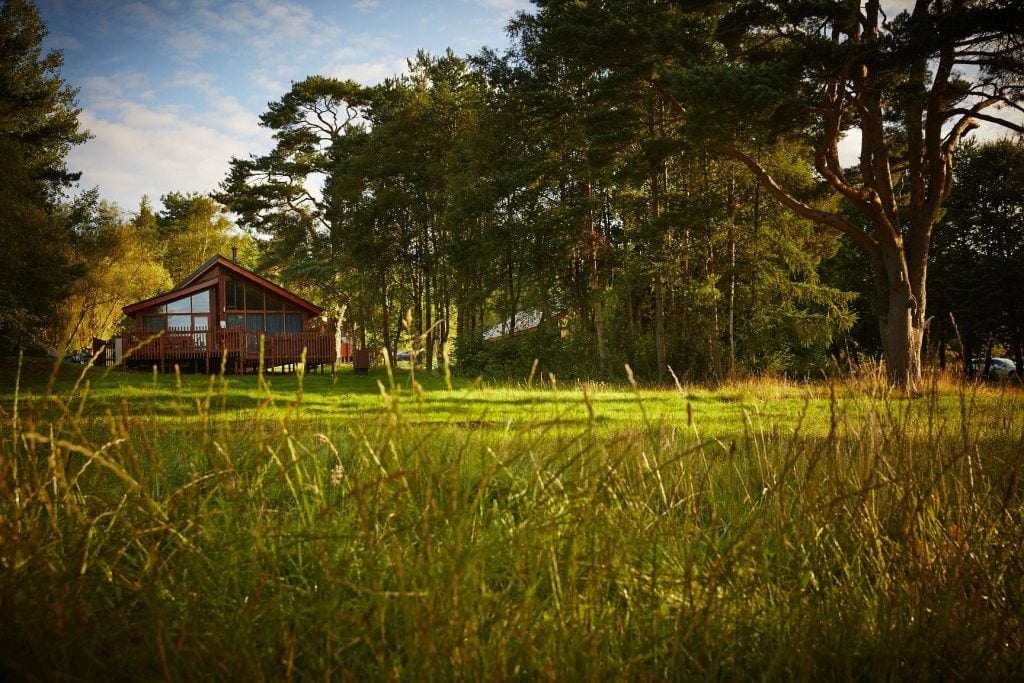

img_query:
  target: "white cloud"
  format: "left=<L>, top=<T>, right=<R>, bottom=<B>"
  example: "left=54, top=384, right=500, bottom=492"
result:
left=68, top=91, right=273, bottom=211
left=327, top=33, right=397, bottom=62
left=118, top=2, right=165, bottom=30
left=193, top=0, right=342, bottom=56
left=166, top=28, right=212, bottom=56
left=469, top=0, right=528, bottom=9
left=80, top=72, right=150, bottom=109
left=880, top=1, right=917, bottom=14
left=249, top=69, right=287, bottom=97
left=323, top=57, right=409, bottom=85
left=836, top=115, right=1024, bottom=169
left=837, top=131, right=861, bottom=168
left=968, top=116, right=1024, bottom=144
left=166, top=70, right=218, bottom=92
left=163, top=71, right=264, bottom=137
left=53, top=0, right=529, bottom=211
left=49, top=34, right=82, bottom=51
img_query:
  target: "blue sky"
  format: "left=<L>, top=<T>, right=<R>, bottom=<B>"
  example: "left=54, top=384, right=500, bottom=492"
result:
left=37, top=0, right=532, bottom=210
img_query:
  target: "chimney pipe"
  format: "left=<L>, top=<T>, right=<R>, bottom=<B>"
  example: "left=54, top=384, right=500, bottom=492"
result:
left=231, top=246, right=237, bottom=263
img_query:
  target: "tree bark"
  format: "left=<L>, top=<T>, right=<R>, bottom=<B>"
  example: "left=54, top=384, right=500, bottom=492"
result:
left=380, top=272, right=392, bottom=362
left=726, top=174, right=737, bottom=378
left=655, top=275, right=666, bottom=381
left=876, top=247, right=923, bottom=389
left=425, top=267, right=434, bottom=372
left=937, top=316, right=946, bottom=371
left=586, top=180, right=606, bottom=373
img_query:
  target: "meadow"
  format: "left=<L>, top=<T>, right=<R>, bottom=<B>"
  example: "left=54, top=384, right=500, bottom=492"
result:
left=1, top=356, right=1023, bottom=679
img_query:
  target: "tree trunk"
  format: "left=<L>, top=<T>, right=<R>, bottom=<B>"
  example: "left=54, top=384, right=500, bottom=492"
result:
left=593, top=299, right=606, bottom=371
left=963, top=336, right=973, bottom=378
left=876, top=248, right=923, bottom=390
left=586, top=181, right=606, bottom=374
left=425, top=271, right=434, bottom=372
left=727, top=223, right=737, bottom=378
left=334, top=303, right=347, bottom=364
left=937, top=316, right=946, bottom=371
left=414, top=271, right=423, bottom=358
left=655, top=275, right=666, bottom=381
left=380, top=273, right=392, bottom=362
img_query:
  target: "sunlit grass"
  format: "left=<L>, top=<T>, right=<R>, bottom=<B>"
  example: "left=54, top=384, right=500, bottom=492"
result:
left=1, top=356, right=1022, bottom=678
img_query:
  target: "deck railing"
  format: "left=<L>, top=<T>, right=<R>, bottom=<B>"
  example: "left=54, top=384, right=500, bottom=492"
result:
left=104, top=328, right=339, bottom=372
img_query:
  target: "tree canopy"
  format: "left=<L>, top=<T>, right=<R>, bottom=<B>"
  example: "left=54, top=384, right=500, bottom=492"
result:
left=0, top=0, right=89, bottom=353
left=14, top=0, right=1023, bottom=385
left=656, top=0, right=1024, bottom=387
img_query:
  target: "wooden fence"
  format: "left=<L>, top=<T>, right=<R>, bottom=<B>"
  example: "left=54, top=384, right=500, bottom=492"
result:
left=98, top=328, right=340, bottom=373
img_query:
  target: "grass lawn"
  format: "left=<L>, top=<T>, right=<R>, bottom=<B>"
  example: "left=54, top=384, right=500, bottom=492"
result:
left=2, top=355, right=1015, bottom=437
left=2, top=356, right=1023, bottom=679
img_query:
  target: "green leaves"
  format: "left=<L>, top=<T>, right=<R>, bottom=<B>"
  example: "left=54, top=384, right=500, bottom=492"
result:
left=0, top=0, right=89, bottom=195
left=0, top=0, right=89, bottom=352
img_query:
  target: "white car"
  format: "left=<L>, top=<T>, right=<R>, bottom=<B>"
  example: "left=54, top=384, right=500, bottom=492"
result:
left=971, top=357, right=1017, bottom=377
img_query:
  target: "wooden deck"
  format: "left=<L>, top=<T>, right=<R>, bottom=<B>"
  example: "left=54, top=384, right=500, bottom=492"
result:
left=96, top=329, right=342, bottom=373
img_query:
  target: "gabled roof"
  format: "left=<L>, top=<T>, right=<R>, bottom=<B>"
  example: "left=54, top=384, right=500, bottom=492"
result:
left=123, top=254, right=324, bottom=317
left=175, top=254, right=222, bottom=290
left=122, top=278, right=219, bottom=316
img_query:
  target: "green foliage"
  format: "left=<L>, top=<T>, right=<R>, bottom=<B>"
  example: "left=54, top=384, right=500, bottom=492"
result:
left=216, top=0, right=1024, bottom=386
left=657, top=0, right=1024, bottom=386
left=219, top=75, right=372, bottom=325
left=156, top=192, right=246, bottom=283
left=44, top=197, right=171, bottom=351
left=0, top=0, right=89, bottom=353
left=0, top=0, right=90, bottom=193
left=930, top=138, right=1024, bottom=368
left=0, top=139, right=82, bottom=352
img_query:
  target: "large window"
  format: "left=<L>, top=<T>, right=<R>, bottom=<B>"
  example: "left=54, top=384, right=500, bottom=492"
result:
left=223, top=276, right=306, bottom=335
left=168, top=314, right=191, bottom=329
left=225, top=277, right=242, bottom=309
left=265, top=293, right=286, bottom=311
left=244, top=281, right=264, bottom=310
left=245, top=313, right=264, bottom=333
left=266, top=313, right=283, bottom=335
left=227, top=312, right=305, bottom=334
left=140, top=289, right=213, bottom=334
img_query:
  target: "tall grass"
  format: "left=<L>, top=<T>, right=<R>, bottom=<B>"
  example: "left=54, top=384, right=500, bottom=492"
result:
left=1, top=359, right=1022, bottom=679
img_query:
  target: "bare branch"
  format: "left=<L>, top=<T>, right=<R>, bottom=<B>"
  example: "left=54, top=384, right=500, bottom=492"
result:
left=956, top=111, right=1024, bottom=134
left=942, top=97, right=1000, bottom=155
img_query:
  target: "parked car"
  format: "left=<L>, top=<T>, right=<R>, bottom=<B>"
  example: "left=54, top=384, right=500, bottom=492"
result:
left=66, top=348, right=93, bottom=364
left=971, top=357, right=1017, bottom=377
left=394, top=349, right=424, bottom=363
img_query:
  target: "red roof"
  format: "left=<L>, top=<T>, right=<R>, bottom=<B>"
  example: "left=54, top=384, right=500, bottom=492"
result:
left=123, top=254, right=324, bottom=317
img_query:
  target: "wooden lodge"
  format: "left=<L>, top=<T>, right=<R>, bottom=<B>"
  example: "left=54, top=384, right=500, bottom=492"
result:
left=98, top=253, right=338, bottom=373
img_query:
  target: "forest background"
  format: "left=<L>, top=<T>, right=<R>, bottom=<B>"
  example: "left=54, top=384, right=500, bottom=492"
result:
left=2, top=0, right=1022, bottom=386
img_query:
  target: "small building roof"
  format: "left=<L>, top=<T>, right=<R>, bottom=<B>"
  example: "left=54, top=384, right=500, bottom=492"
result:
left=123, top=254, right=324, bottom=317
left=483, top=309, right=564, bottom=340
